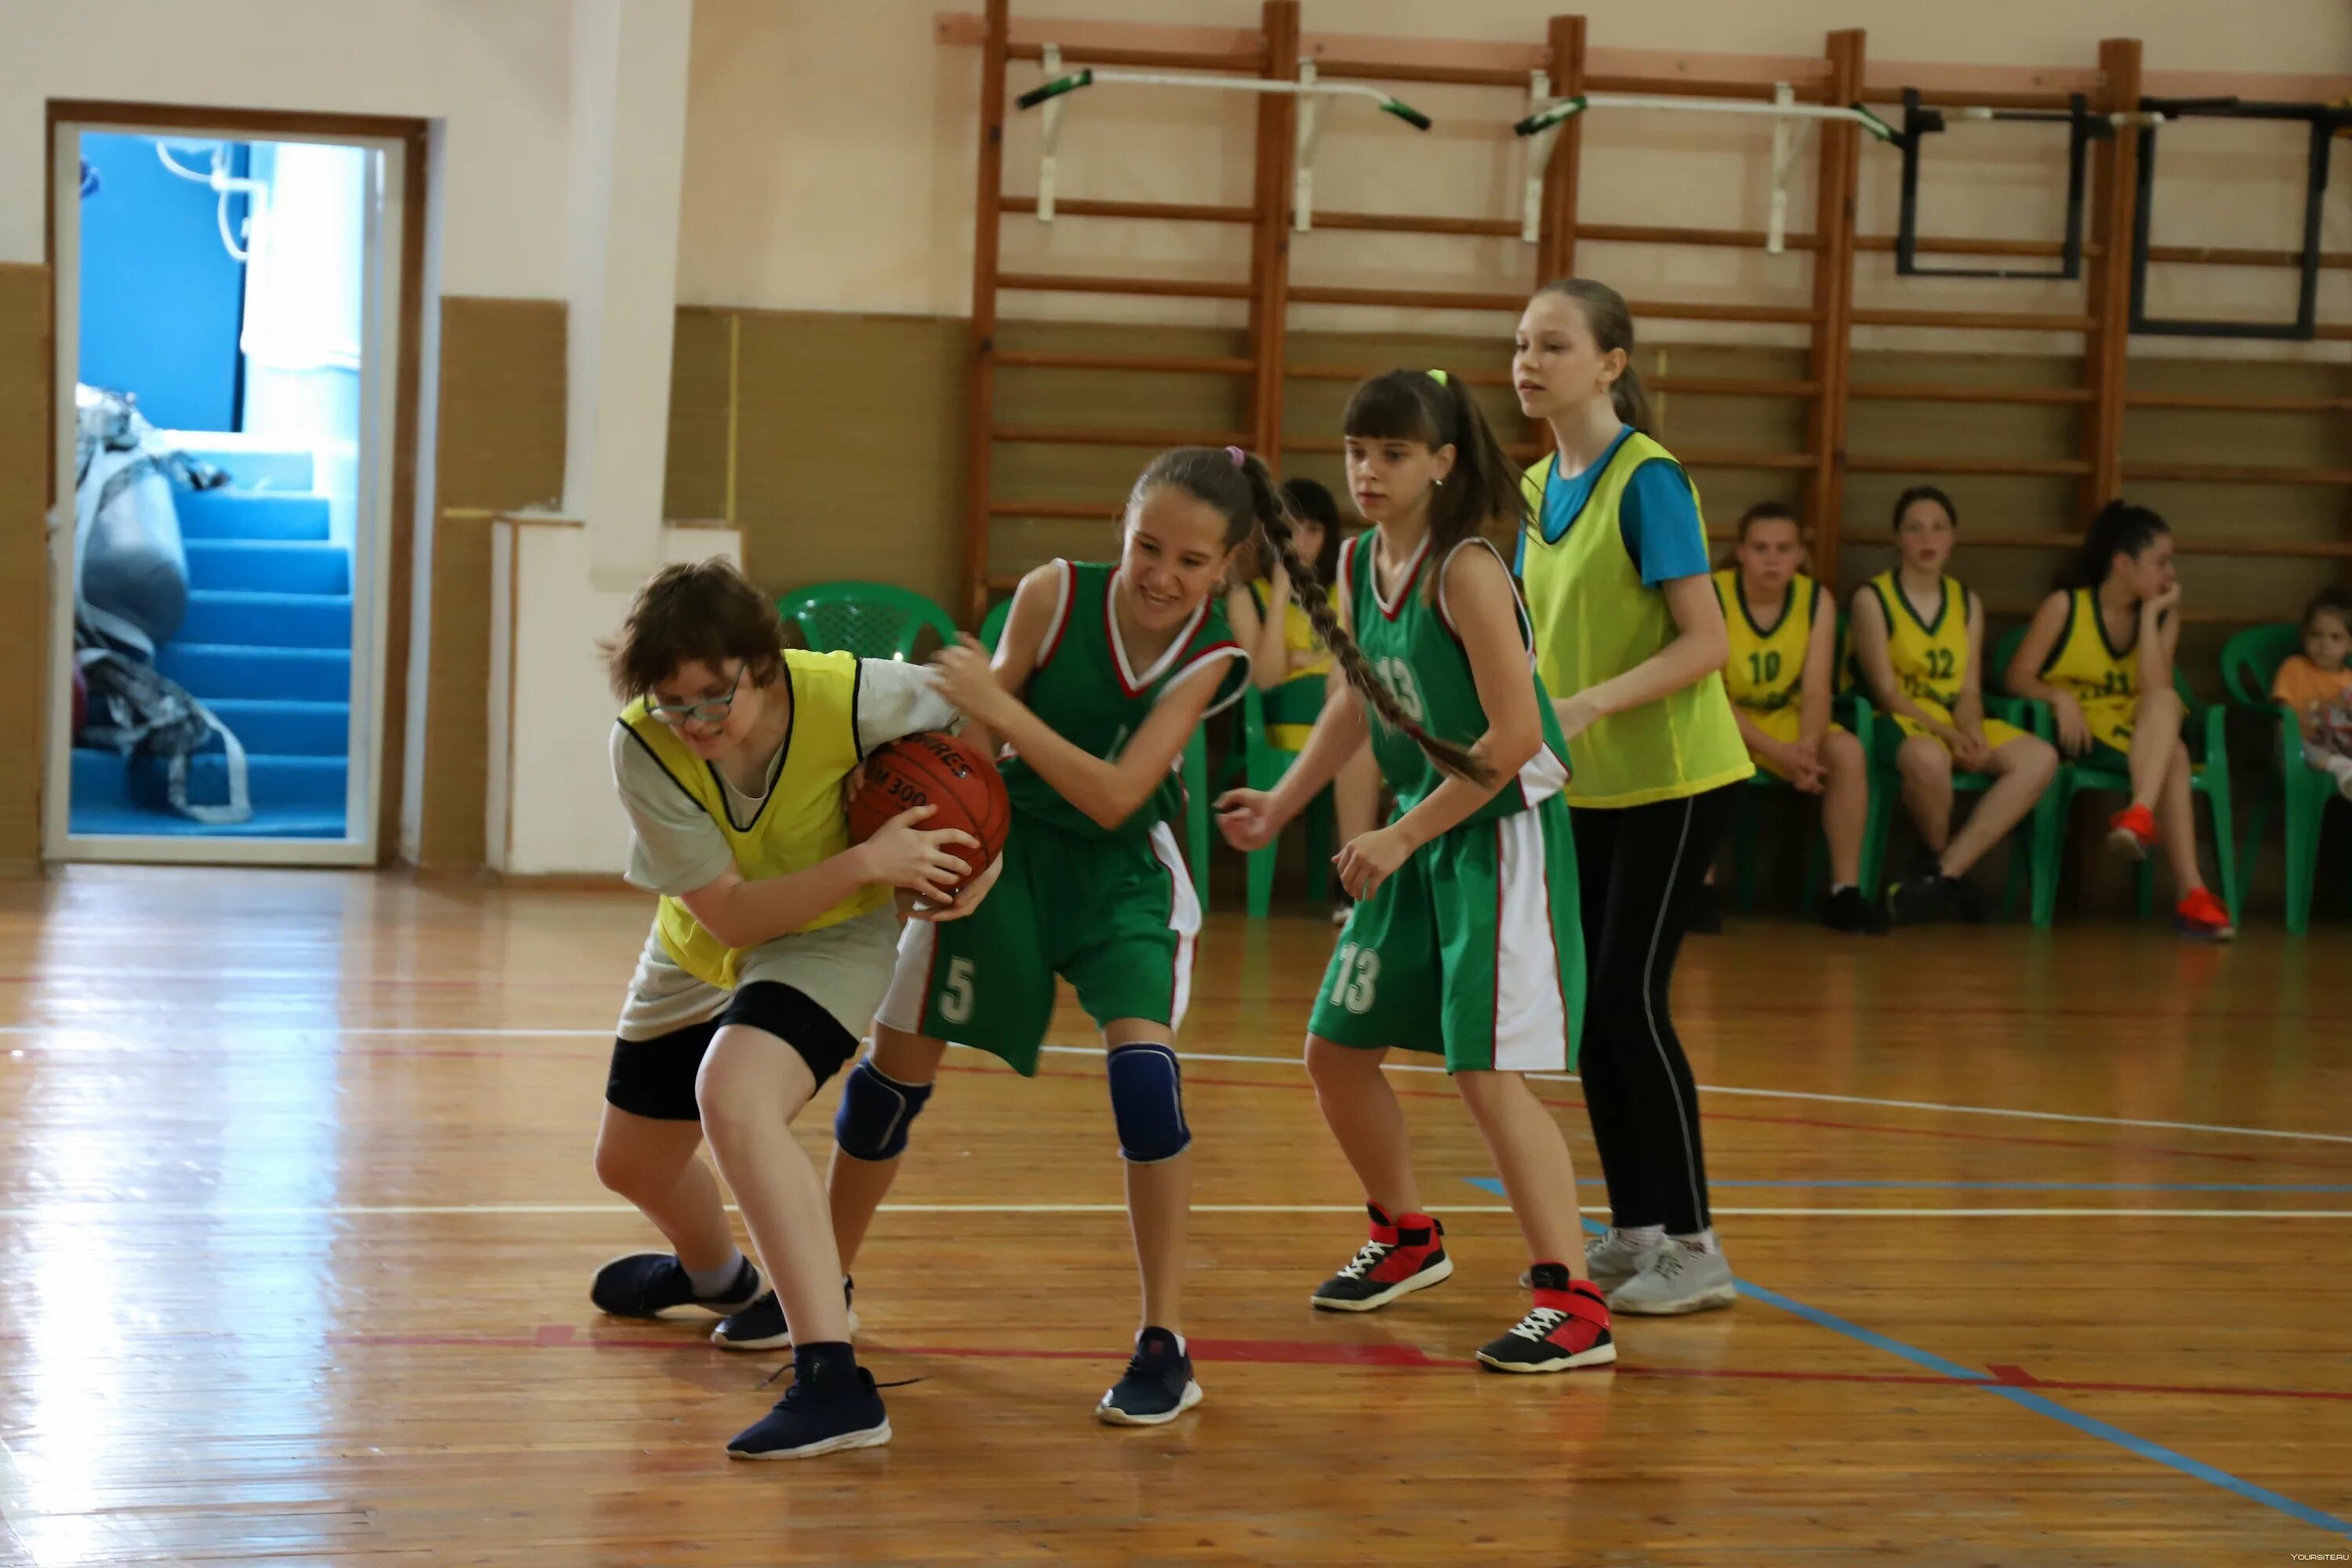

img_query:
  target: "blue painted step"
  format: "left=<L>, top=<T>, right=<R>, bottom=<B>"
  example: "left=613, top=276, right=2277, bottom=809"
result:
left=72, top=747, right=347, bottom=810
left=175, top=447, right=315, bottom=492
left=180, top=590, right=352, bottom=649
left=205, top=699, right=350, bottom=756
left=162, top=644, right=350, bottom=702
left=184, top=539, right=350, bottom=595
left=176, top=491, right=330, bottom=542
left=67, top=800, right=347, bottom=840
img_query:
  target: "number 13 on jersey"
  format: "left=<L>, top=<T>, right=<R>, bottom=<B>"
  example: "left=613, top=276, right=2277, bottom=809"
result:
left=1330, top=942, right=1381, bottom=1014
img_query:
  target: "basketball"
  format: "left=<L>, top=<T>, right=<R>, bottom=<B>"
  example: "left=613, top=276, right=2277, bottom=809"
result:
left=847, top=730, right=1011, bottom=886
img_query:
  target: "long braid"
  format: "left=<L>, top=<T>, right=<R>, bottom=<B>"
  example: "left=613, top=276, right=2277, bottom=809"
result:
left=1235, top=455, right=1493, bottom=787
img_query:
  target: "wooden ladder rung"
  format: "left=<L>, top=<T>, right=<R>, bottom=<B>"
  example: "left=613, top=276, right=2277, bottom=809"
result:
left=997, top=272, right=1254, bottom=300
left=995, top=350, right=1255, bottom=376
left=986, top=499, right=1119, bottom=519
left=1843, top=455, right=2092, bottom=477
left=1653, top=376, right=1823, bottom=397
left=1674, top=449, right=1820, bottom=471
left=1001, top=198, right=1254, bottom=225
left=2122, top=461, right=2352, bottom=487
left=1850, top=309, right=2099, bottom=332
left=2123, top=390, right=2352, bottom=414
left=993, top=426, right=1249, bottom=447
left=1286, top=364, right=1513, bottom=387
left=1849, top=383, right=2095, bottom=405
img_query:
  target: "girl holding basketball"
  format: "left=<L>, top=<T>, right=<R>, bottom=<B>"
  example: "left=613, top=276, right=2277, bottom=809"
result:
left=1852, top=485, right=2059, bottom=924
left=796, top=446, right=1253, bottom=1428
left=1219, top=369, right=1614, bottom=1375
left=1513, top=279, right=1749, bottom=1316
left=2003, top=500, right=2234, bottom=939
left=1717, top=501, right=1883, bottom=934
left=590, top=558, right=998, bottom=1461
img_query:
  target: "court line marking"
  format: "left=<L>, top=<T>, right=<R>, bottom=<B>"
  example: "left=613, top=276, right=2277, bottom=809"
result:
left=5, top=1025, right=2342, bottom=1147
left=1, top=1202, right=2346, bottom=1219
left=1563, top=1214, right=2352, bottom=1539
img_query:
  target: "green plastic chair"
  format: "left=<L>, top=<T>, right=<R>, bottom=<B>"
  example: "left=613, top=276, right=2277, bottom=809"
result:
left=1987, top=622, right=2237, bottom=928
left=1240, top=679, right=1336, bottom=917
left=2224, top=622, right=2336, bottom=934
left=978, top=595, right=1211, bottom=907
left=779, top=580, right=958, bottom=662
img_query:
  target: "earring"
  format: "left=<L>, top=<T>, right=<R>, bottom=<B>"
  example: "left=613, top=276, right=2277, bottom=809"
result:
left=1433, top=477, right=1446, bottom=488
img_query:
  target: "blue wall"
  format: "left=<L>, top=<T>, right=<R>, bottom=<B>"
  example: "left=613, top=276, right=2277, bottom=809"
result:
left=78, top=132, right=249, bottom=433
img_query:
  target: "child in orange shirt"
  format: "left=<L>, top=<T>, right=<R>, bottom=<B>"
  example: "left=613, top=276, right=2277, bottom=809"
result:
left=2273, top=591, right=2352, bottom=800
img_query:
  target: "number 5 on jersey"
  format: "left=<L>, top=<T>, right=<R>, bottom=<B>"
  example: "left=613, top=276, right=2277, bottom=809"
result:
left=938, top=956, right=976, bottom=1025
left=1330, top=942, right=1380, bottom=1015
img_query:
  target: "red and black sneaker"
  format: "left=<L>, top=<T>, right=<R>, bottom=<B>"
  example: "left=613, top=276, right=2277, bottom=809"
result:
left=1476, top=1263, right=1616, bottom=1374
left=1309, top=1203, right=1454, bottom=1312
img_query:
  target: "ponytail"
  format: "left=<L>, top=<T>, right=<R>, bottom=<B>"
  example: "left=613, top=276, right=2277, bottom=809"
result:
left=1534, top=278, right=1652, bottom=436
left=2057, top=499, right=2171, bottom=592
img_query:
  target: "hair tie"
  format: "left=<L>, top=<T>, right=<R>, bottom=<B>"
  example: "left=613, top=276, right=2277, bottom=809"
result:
left=1225, top=445, right=1247, bottom=469
left=1426, top=368, right=1450, bottom=387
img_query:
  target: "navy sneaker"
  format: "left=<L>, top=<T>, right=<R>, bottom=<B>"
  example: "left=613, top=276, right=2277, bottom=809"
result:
left=590, top=1252, right=763, bottom=1319
left=712, top=1276, right=858, bottom=1352
left=725, top=1351, right=891, bottom=1461
left=1096, top=1327, right=1203, bottom=1426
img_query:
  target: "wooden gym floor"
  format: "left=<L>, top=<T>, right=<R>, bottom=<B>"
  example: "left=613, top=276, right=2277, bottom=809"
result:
left=1, top=866, right=2347, bottom=1566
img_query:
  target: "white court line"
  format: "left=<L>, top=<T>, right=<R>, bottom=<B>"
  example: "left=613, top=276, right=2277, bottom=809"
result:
left=4, top=1025, right=2347, bottom=1148
left=0, top=1202, right=2344, bottom=1220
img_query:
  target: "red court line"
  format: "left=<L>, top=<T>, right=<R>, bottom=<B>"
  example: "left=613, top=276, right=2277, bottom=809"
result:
left=306, top=1325, right=2352, bottom=1405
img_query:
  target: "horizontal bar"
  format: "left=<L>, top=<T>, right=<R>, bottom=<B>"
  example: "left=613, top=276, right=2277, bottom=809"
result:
left=2146, top=243, right=2352, bottom=271
left=1652, top=375, right=1824, bottom=397
left=995, top=349, right=1255, bottom=376
left=1287, top=364, right=1513, bottom=387
left=2168, top=538, right=2352, bottom=559
left=2123, top=390, right=2352, bottom=414
left=1519, top=93, right=1896, bottom=143
left=1850, top=308, right=2098, bottom=332
left=2123, top=461, right=2352, bottom=487
left=1009, top=42, right=1261, bottom=72
left=1675, top=449, right=1820, bottom=471
left=1308, top=56, right=1530, bottom=89
left=1581, top=221, right=1821, bottom=252
left=1289, top=284, right=1525, bottom=311
left=1857, top=235, right=2352, bottom=270
left=987, top=499, right=1119, bottom=519
left=993, top=425, right=1248, bottom=447
left=1001, top=196, right=1254, bottom=224
left=1016, top=67, right=1431, bottom=129
left=997, top=272, right=1254, bottom=299
left=1307, top=210, right=1523, bottom=238
left=1857, top=234, right=2079, bottom=260
left=1835, top=531, right=2078, bottom=552
left=1848, top=383, right=2095, bottom=405
left=1584, top=73, right=1828, bottom=103
left=1844, top=455, right=2092, bottom=477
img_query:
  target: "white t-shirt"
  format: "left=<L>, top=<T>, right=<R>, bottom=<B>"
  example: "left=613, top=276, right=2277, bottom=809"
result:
left=609, top=659, right=960, bottom=898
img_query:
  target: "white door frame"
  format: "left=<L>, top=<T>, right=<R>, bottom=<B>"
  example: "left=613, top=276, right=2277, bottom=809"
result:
left=44, top=120, right=405, bottom=867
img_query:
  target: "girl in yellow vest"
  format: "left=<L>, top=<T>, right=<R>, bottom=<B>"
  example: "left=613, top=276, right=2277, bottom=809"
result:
left=592, top=559, right=996, bottom=1461
left=1222, top=476, right=1382, bottom=923
left=2004, top=502, right=2234, bottom=939
left=1715, top=502, right=1883, bottom=934
left=1514, top=278, right=1750, bottom=1316
left=1852, top=485, right=2059, bottom=925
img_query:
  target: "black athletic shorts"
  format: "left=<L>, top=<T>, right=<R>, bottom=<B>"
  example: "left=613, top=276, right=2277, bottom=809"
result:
left=604, top=981, right=860, bottom=1121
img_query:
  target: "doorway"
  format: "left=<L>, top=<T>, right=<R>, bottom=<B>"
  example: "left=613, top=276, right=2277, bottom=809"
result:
left=43, top=109, right=420, bottom=866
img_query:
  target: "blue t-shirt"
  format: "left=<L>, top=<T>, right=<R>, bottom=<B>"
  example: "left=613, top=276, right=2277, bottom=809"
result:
left=1516, top=428, right=1710, bottom=588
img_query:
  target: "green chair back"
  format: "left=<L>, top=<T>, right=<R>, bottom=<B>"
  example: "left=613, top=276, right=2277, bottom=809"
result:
left=780, top=580, right=958, bottom=662
left=2221, top=623, right=2303, bottom=710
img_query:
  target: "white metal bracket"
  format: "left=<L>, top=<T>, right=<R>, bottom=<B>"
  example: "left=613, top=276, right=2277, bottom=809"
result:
left=1037, top=42, right=1066, bottom=223
left=1293, top=61, right=1323, bottom=233
left=1520, top=67, right=1555, bottom=245
left=1766, top=82, right=1805, bottom=256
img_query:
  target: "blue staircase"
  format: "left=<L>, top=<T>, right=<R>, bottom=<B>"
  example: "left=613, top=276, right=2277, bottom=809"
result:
left=70, top=443, right=353, bottom=840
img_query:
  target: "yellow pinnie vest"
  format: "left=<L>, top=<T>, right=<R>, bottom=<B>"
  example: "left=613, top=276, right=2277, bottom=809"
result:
left=1867, top=570, right=1969, bottom=719
left=619, top=648, right=887, bottom=989
left=1715, top=568, right=1820, bottom=714
left=1519, top=435, right=1753, bottom=807
left=2039, top=587, right=2140, bottom=708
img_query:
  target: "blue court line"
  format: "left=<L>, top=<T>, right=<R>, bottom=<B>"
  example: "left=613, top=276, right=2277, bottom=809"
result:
left=1460, top=1178, right=2351, bottom=1537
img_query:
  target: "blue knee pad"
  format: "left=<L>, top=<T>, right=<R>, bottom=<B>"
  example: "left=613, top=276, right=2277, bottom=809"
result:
left=833, top=1058, right=933, bottom=1161
left=1105, top=1042, right=1191, bottom=1164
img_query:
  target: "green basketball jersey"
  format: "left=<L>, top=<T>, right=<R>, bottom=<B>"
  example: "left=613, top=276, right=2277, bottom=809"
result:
left=1001, top=560, right=1249, bottom=839
left=1338, top=532, right=1570, bottom=826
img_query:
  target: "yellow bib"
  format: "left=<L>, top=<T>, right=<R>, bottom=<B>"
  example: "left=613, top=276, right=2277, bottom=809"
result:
left=619, top=648, right=887, bottom=989
left=1520, top=437, right=1753, bottom=808
left=1252, top=576, right=1336, bottom=681
left=2039, top=587, right=2140, bottom=706
left=1716, top=568, right=1819, bottom=714
left=1868, top=570, right=1969, bottom=721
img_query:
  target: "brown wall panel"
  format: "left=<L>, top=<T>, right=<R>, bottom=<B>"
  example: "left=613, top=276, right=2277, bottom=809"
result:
left=665, top=307, right=732, bottom=522
left=420, top=296, right=567, bottom=871
left=0, top=266, right=49, bottom=873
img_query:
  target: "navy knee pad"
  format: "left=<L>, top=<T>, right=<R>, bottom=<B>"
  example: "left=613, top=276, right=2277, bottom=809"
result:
left=1105, top=1042, right=1191, bottom=1164
left=833, top=1058, right=934, bottom=1162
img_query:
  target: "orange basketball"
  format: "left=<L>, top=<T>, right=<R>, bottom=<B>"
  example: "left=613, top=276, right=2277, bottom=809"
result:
left=847, top=731, right=1011, bottom=887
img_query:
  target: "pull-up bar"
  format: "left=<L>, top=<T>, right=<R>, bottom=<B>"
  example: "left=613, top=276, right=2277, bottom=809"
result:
left=1514, top=94, right=1902, bottom=143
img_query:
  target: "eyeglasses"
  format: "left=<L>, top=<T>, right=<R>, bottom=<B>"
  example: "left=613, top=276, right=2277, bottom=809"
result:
left=648, top=663, right=744, bottom=728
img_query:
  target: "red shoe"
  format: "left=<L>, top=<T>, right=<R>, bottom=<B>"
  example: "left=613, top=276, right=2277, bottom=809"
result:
left=1477, top=1264, right=1617, bottom=1373
left=1310, top=1203, right=1453, bottom=1312
left=2106, top=804, right=2158, bottom=860
left=2174, top=887, right=2235, bottom=942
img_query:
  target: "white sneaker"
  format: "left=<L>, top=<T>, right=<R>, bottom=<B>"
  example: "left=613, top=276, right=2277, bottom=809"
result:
left=1606, top=1238, right=1737, bottom=1316
left=1582, top=1229, right=1659, bottom=1291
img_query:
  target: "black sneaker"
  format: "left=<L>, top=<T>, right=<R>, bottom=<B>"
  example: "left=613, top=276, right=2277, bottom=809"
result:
left=1888, top=873, right=1953, bottom=926
left=1475, top=1265, right=1617, bottom=1374
left=590, top=1253, right=763, bottom=1319
left=1947, top=874, right=1991, bottom=924
left=1686, top=882, right=1724, bottom=935
left=725, top=1356, right=891, bottom=1460
left=713, top=1276, right=858, bottom=1352
left=1309, top=1205, right=1453, bottom=1312
left=1096, top=1327, right=1203, bottom=1426
left=1821, top=886, right=1890, bottom=935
